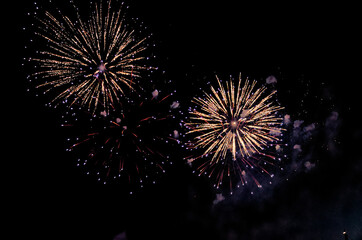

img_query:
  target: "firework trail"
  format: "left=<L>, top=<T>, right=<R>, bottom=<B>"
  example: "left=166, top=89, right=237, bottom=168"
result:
left=184, top=74, right=284, bottom=193
left=63, top=90, right=179, bottom=191
left=29, top=0, right=154, bottom=113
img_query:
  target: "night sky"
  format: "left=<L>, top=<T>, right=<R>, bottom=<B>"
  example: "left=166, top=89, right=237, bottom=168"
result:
left=11, top=1, right=361, bottom=239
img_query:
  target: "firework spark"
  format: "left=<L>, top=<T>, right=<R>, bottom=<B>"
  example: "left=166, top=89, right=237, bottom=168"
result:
left=30, top=0, right=153, bottom=112
left=184, top=75, right=284, bottom=192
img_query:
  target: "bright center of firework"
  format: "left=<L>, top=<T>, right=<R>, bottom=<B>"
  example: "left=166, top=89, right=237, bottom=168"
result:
left=94, top=62, right=107, bottom=79
left=98, top=62, right=106, bottom=73
left=230, top=120, right=238, bottom=130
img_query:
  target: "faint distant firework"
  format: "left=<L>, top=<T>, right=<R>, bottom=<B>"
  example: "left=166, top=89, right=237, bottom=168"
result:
left=28, top=0, right=154, bottom=113
left=63, top=90, right=179, bottom=190
left=184, top=75, right=285, bottom=193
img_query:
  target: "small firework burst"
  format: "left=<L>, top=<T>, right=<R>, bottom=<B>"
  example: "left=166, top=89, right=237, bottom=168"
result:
left=29, top=0, right=154, bottom=112
left=184, top=74, right=285, bottom=193
left=63, top=90, right=179, bottom=190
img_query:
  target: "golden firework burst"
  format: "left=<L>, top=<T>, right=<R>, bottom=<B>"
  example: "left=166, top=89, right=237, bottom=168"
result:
left=31, top=0, right=152, bottom=112
left=185, top=74, right=284, bottom=190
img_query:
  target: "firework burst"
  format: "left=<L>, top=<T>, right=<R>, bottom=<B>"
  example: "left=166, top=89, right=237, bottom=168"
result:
left=184, top=74, right=284, bottom=193
left=63, top=90, right=179, bottom=191
left=29, top=0, right=154, bottom=112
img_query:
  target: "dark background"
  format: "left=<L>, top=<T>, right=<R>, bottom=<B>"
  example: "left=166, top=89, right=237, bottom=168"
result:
left=10, top=1, right=361, bottom=239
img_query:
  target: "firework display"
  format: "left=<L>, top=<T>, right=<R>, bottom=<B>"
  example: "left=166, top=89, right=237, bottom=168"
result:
left=30, top=0, right=154, bottom=112
left=63, top=90, right=179, bottom=189
left=25, top=0, right=287, bottom=194
left=184, top=75, right=284, bottom=193
left=21, top=2, right=356, bottom=239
